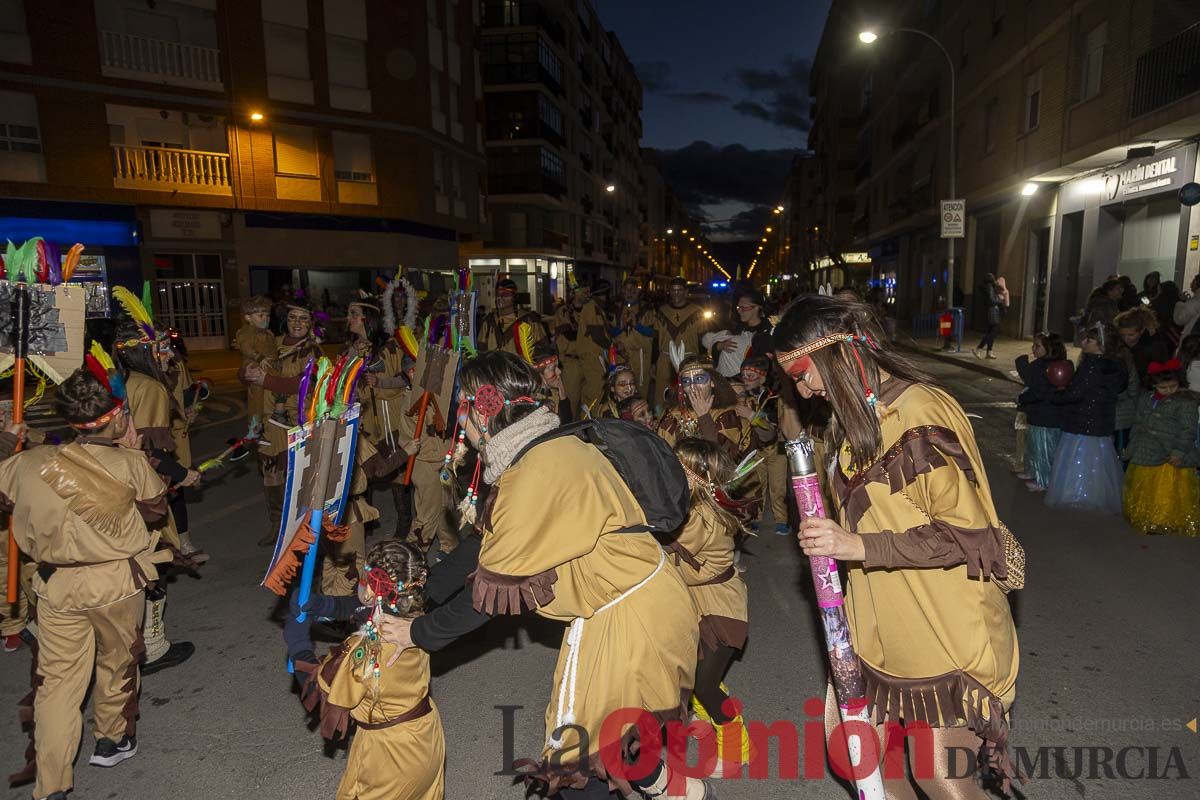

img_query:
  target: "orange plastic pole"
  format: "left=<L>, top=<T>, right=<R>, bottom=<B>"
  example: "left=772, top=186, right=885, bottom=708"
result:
left=402, top=392, right=431, bottom=486
left=6, top=355, right=23, bottom=604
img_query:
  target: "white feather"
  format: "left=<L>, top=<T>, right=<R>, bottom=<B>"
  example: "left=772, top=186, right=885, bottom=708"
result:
left=400, top=277, right=418, bottom=330
left=668, top=340, right=687, bottom=372
left=381, top=279, right=397, bottom=332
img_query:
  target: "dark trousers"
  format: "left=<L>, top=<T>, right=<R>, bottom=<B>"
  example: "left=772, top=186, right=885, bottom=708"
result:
left=693, top=642, right=738, bottom=724
left=978, top=322, right=999, bottom=350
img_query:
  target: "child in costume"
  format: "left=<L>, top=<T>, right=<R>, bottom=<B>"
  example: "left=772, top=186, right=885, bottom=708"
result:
left=295, top=539, right=445, bottom=800
left=1014, top=332, right=1066, bottom=491
left=658, top=355, right=749, bottom=462
left=0, top=365, right=176, bottom=800
left=590, top=364, right=637, bottom=419
left=1046, top=322, right=1126, bottom=514
left=670, top=438, right=753, bottom=779
left=735, top=354, right=788, bottom=534
left=235, top=295, right=277, bottom=419
left=1122, top=359, right=1200, bottom=536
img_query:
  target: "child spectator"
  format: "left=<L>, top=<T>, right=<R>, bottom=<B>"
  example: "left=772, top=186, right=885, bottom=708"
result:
left=1046, top=323, right=1126, bottom=514
left=1122, top=360, right=1200, bottom=537
left=1114, top=308, right=1171, bottom=388
left=235, top=296, right=277, bottom=417
left=1015, top=332, right=1066, bottom=491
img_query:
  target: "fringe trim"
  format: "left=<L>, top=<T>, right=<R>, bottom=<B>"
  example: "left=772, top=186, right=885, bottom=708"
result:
left=120, top=631, right=146, bottom=736
left=469, top=565, right=558, bottom=615
left=698, top=614, right=748, bottom=653
left=295, top=644, right=353, bottom=741
left=262, top=518, right=353, bottom=596
left=860, top=662, right=1022, bottom=792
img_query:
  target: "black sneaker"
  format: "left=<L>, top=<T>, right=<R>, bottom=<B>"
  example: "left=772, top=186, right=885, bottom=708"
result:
left=41, top=792, right=69, bottom=800
left=140, top=641, right=196, bottom=676
left=89, top=734, right=137, bottom=767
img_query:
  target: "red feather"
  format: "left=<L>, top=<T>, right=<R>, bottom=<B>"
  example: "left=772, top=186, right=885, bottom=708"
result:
left=84, top=354, right=112, bottom=394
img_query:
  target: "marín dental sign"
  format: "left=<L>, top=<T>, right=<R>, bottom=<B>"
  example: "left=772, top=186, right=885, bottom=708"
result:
left=1103, top=156, right=1178, bottom=201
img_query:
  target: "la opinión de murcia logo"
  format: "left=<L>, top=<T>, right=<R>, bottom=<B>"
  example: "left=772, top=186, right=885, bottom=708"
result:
left=494, top=701, right=1193, bottom=795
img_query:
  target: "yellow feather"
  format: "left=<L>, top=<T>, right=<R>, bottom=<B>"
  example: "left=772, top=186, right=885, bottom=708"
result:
left=516, top=321, right=535, bottom=364
left=397, top=325, right=419, bottom=360
left=89, top=340, right=115, bottom=372
left=111, top=285, right=154, bottom=330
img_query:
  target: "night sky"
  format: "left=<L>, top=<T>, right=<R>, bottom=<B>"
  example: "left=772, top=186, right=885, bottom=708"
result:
left=598, top=0, right=832, bottom=266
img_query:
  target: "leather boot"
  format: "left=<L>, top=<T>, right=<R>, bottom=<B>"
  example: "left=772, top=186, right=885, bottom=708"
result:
left=141, top=585, right=195, bottom=675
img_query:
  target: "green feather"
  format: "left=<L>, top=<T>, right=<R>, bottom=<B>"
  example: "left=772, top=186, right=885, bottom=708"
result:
left=142, top=280, right=155, bottom=325
left=313, top=357, right=333, bottom=419
left=5, top=238, right=39, bottom=282
left=4, top=240, right=17, bottom=281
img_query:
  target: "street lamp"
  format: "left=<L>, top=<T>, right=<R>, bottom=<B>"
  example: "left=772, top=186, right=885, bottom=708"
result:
left=666, top=228, right=674, bottom=235
left=860, top=26, right=957, bottom=306
left=249, top=111, right=265, bottom=122
left=605, top=184, right=616, bottom=193
left=1020, top=182, right=1039, bottom=196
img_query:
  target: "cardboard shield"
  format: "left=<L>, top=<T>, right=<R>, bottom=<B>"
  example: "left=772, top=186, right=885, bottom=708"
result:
left=261, top=403, right=360, bottom=586
left=0, top=281, right=86, bottom=383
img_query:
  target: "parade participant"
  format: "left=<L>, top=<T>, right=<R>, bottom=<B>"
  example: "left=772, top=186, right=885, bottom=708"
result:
left=1046, top=322, right=1126, bottom=514
left=113, top=317, right=198, bottom=675
left=670, top=438, right=752, bottom=778
left=295, top=539, right=444, bottom=800
left=735, top=354, right=788, bottom=535
left=0, top=418, right=35, bottom=653
left=612, top=277, right=656, bottom=398
left=1014, top=333, right=1066, bottom=491
left=235, top=295, right=276, bottom=418
left=557, top=280, right=611, bottom=412
left=774, top=295, right=1020, bottom=798
left=391, top=358, right=457, bottom=558
left=163, top=329, right=203, bottom=562
left=479, top=277, right=548, bottom=354
left=450, top=351, right=704, bottom=799
left=242, top=299, right=324, bottom=546
left=657, top=355, right=748, bottom=461
left=0, top=366, right=178, bottom=800
left=525, top=337, right=574, bottom=424
left=618, top=396, right=656, bottom=430
left=1122, top=360, right=1200, bottom=536
left=655, top=277, right=704, bottom=409
left=590, top=364, right=637, bottom=419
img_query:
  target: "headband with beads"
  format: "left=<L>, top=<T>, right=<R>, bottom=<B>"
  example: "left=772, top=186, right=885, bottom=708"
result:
left=775, top=332, right=880, bottom=406
left=442, top=384, right=543, bottom=514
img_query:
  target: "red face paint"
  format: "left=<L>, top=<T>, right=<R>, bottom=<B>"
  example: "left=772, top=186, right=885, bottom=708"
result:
left=783, top=354, right=812, bottom=381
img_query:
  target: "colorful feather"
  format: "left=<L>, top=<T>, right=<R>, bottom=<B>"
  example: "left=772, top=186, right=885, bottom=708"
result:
left=311, top=357, right=333, bottom=420
left=112, top=285, right=156, bottom=341
left=400, top=277, right=418, bottom=330
left=43, top=240, right=62, bottom=285
left=35, top=239, right=48, bottom=283
left=83, top=353, right=110, bottom=392
left=61, top=243, right=84, bottom=282
left=296, top=357, right=316, bottom=426
left=397, top=326, right=419, bottom=360
left=514, top=321, right=536, bottom=365
left=5, top=238, right=40, bottom=283
left=89, top=341, right=125, bottom=400
left=381, top=279, right=397, bottom=334
left=142, top=281, right=153, bottom=319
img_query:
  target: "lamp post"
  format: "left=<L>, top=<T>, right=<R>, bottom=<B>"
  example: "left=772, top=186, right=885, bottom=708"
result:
left=860, top=27, right=957, bottom=308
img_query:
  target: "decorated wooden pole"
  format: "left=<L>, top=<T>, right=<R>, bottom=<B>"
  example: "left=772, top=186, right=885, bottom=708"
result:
left=402, top=391, right=431, bottom=485
left=5, top=285, right=27, bottom=603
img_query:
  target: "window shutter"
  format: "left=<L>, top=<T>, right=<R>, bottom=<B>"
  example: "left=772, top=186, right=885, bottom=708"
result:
left=327, top=35, right=368, bottom=88
left=332, top=131, right=373, bottom=181
left=264, top=23, right=310, bottom=79
left=274, top=125, right=319, bottom=176
left=323, top=0, right=367, bottom=40
left=262, top=0, right=308, bottom=27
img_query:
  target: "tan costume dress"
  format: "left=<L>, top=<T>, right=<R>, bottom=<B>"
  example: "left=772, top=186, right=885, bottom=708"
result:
left=0, top=440, right=171, bottom=798
left=556, top=300, right=610, bottom=411
left=125, top=371, right=176, bottom=454
left=304, top=633, right=445, bottom=800
left=166, top=360, right=193, bottom=468
left=394, top=387, right=455, bottom=553
left=654, top=303, right=703, bottom=405
left=480, top=308, right=546, bottom=355
left=235, top=323, right=278, bottom=421
left=471, top=435, right=698, bottom=793
left=613, top=303, right=656, bottom=398
left=669, top=503, right=748, bottom=652
left=830, top=380, right=1019, bottom=776
left=657, top=404, right=748, bottom=462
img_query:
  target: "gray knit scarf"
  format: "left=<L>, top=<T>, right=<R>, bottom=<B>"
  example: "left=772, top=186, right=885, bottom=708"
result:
left=482, top=406, right=561, bottom=484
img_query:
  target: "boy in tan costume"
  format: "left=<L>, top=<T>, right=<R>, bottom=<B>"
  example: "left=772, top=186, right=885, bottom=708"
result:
left=0, top=365, right=175, bottom=800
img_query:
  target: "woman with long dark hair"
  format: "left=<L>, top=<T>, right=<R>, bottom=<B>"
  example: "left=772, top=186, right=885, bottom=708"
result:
left=773, top=295, right=1018, bottom=799
left=452, top=351, right=705, bottom=799
left=657, top=355, right=748, bottom=461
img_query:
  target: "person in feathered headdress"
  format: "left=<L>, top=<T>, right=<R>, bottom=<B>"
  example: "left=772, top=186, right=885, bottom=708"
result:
left=241, top=296, right=323, bottom=546
left=479, top=277, right=549, bottom=356
left=553, top=280, right=611, bottom=414
left=514, top=327, right=573, bottom=425
left=590, top=363, right=638, bottom=420
left=655, top=277, right=705, bottom=414
left=611, top=276, right=657, bottom=399
left=0, top=364, right=183, bottom=797
left=656, top=355, right=748, bottom=463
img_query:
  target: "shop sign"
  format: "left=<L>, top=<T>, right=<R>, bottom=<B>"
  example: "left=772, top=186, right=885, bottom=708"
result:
left=1103, top=155, right=1178, bottom=201
left=149, top=209, right=221, bottom=240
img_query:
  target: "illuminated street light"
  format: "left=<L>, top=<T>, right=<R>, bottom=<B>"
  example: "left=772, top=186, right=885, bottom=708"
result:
left=250, top=111, right=265, bottom=121
left=1021, top=182, right=1039, bottom=196
left=858, top=30, right=879, bottom=43
left=605, top=184, right=616, bottom=193
left=666, top=228, right=674, bottom=234
left=765, top=227, right=773, bottom=233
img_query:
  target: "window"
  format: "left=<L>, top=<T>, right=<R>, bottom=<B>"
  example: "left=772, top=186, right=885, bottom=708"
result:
left=449, top=81, right=460, bottom=120
left=450, top=156, right=462, bottom=198
left=1081, top=22, right=1106, bottom=101
left=264, top=23, right=310, bottom=79
left=430, top=69, right=443, bottom=109
left=263, top=0, right=309, bottom=26
left=540, top=146, right=564, bottom=180
left=0, top=0, right=32, bottom=65
left=539, top=94, right=562, bottom=135
left=332, top=131, right=373, bottom=182
left=445, top=0, right=455, bottom=39
left=1024, top=71, right=1041, bottom=131
left=427, top=0, right=438, bottom=26
left=984, top=98, right=998, bottom=154
left=327, top=35, right=368, bottom=89
left=433, top=149, right=444, bottom=193
left=0, top=94, right=41, bottom=154
left=991, top=0, right=1004, bottom=36
left=539, top=39, right=562, bottom=85
left=273, top=125, right=319, bottom=176
left=323, top=0, right=367, bottom=40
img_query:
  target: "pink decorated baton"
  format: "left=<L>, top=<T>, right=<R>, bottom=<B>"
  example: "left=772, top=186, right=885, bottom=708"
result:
left=786, top=435, right=885, bottom=799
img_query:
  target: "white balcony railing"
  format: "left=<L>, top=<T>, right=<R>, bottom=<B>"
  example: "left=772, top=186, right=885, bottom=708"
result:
left=101, top=30, right=222, bottom=90
left=112, top=145, right=232, bottom=195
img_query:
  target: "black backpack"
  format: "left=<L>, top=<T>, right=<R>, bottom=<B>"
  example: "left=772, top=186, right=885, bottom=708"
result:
left=512, top=418, right=689, bottom=534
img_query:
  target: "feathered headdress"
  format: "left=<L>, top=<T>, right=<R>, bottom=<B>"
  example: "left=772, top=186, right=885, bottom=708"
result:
left=381, top=278, right=398, bottom=333
left=514, top=320, right=537, bottom=365
left=88, top=341, right=126, bottom=401
left=2, top=238, right=85, bottom=285
left=112, top=284, right=159, bottom=348
left=668, top=340, right=687, bottom=372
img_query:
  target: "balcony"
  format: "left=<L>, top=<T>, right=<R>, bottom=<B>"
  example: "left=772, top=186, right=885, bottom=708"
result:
left=101, top=31, right=222, bottom=91
left=112, top=145, right=232, bottom=195
left=1131, top=22, right=1200, bottom=118
left=486, top=118, right=565, bottom=148
left=480, top=2, right=565, bottom=45
left=483, top=62, right=563, bottom=95
left=488, top=171, right=566, bottom=198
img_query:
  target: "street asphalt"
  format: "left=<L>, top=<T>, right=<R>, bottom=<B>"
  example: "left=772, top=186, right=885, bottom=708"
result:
left=2, top=353, right=1198, bottom=800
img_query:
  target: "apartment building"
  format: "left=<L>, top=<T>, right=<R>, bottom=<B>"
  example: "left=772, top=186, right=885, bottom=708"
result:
left=464, top=0, right=646, bottom=312
left=807, top=0, right=1200, bottom=339
left=0, top=0, right=484, bottom=347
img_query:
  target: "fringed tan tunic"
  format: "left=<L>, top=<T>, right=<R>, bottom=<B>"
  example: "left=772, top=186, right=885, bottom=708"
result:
left=470, top=436, right=699, bottom=793
left=657, top=405, right=748, bottom=462
left=831, top=380, right=1019, bottom=776
left=668, top=503, right=748, bottom=653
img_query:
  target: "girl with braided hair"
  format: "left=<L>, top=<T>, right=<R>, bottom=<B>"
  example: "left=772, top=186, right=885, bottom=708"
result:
left=297, top=538, right=444, bottom=800
left=670, top=438, right=753, bottom=779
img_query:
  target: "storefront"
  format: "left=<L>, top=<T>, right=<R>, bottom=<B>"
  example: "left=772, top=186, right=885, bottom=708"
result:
left=1048, top=142, right=1198, bottom=337
left=0, top=199, right=141, bottom=320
